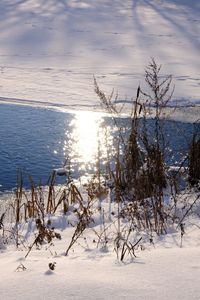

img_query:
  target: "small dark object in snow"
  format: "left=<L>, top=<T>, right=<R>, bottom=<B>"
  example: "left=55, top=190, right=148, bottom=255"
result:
left=49, top=262, right=56, bottom=271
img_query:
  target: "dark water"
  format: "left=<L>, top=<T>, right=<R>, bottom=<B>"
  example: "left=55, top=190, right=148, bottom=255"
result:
left=0, top=104, right=75, bottom=192
left=0, top=103, right=197, bottom=192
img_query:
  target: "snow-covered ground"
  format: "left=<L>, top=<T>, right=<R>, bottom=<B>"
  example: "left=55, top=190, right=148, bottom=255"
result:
left=0, top=187, right=200, bottom=299
left=0, top=1, right=200, bottom=299
left=0, top=214, right=200, bottom=300
left=0, top=0, right=199, bottom=109
left=0, top=245, right=200, bottom=299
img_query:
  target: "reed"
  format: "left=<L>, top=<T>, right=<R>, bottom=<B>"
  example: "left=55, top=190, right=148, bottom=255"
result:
left=1, top=60, right=199, bottom=260
left=94, top=59, right=175, bottom=234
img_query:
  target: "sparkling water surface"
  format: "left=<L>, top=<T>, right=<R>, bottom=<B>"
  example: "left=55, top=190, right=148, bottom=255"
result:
left=0, top=103, right=196, bottom=192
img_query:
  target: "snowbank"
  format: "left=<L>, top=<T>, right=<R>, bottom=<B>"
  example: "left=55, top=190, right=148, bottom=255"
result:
left=0, top=0, right=199, bottom=109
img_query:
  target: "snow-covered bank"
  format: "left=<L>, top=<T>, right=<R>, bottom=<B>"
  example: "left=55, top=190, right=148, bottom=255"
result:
left=0, top=0, right=199, bottom=108
left=1, top=0, right=200, bottom=298
left=0, top=183, right=200, bottom=299
left=0, top=202, right=200, bottom=300
left=0, top=247, right=200, bottom=300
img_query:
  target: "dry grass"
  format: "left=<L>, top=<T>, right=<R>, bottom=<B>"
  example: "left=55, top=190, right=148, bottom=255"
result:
left=0, top=60, right=199, bottom=261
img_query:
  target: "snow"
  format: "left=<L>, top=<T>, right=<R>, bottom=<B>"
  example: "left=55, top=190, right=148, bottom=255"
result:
left=0, top=219, right=200, bottom=299
left=0, top=247, right=200, bottom=300
left=0, top=0, right=199, bottom=109
left=1, top=0, right=200, bottom=299
left=1, top=188, right=200, bottom=299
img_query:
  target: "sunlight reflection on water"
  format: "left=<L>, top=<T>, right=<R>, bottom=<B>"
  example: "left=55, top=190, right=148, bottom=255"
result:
left=0, top=104, right=117, bottom=191
left=0, top=104, right=194, bottom=192
left=63, top=111, right=113, bottom=172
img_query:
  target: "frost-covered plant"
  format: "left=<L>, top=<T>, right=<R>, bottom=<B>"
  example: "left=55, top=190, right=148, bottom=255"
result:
left=95, top=59, right=176, bottom=234
left=25, top=219, right=61, bottom=258
left=65, top=185, right=94, bottom=255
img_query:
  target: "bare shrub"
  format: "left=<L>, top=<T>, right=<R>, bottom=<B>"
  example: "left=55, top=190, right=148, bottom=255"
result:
left=65, top=197, right=94, bottom=255
left=25, top=219, right=61, bottom=258
left=94, top=59, right=175, bottom=235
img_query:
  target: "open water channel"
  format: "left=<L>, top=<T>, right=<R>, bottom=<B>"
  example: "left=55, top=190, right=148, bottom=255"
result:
left=0, top=103, right=196, bottom=192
